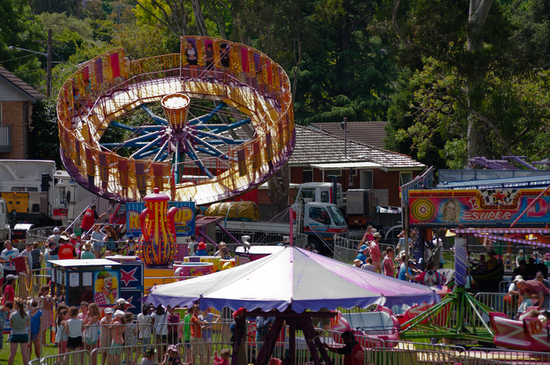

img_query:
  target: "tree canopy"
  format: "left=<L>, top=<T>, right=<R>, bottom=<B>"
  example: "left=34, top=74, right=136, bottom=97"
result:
left=3, top=0, right=550, bottom=171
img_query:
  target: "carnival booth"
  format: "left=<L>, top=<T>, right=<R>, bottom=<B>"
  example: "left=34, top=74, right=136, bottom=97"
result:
left=105, top=256, right=144, bottom=315
left=50, top=259, right=122, bottom=308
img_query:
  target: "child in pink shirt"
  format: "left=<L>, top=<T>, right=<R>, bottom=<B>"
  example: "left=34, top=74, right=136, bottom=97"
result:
left=214, top=349, right=231, bottom=365
left=383, top=247, right=396, bottom=277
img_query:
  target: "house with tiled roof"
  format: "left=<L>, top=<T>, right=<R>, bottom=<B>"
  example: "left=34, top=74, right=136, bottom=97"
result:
left=284, top=125, right=424, bottom=206
left=0, top=65, right=44, bottom=159
left=309, top=121, right=389, bottom=149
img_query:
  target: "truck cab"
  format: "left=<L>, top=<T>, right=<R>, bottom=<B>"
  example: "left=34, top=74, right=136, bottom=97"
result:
left=297, top=201, right=348, bottom=252
left=0, top=198, right=9, bottom=242
left=295, top=182, right=344, bottom=209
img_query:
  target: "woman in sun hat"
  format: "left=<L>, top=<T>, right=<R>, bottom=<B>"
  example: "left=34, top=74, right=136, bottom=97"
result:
left=356, top=244, right=369, bottom=265
left=80, top=241, right=95, bottom=259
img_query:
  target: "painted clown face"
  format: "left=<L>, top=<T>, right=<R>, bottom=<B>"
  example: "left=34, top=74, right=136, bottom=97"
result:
left=104, top=275, right=113, bottom=290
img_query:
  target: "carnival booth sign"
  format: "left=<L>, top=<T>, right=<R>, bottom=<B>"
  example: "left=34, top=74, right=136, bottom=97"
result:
left=126, top=200, right=195, bottom=238
left=49, top=259, right=122, bottom=308
left=409, top=188, right=550, bottom=227
left=105, top=256, right=144, bottom=315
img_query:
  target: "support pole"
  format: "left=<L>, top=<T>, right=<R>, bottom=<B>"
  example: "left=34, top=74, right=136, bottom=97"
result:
left=46, top=29, right=52, bottom=98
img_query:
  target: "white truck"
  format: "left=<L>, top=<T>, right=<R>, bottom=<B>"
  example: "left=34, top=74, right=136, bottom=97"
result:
left=217, top=201, right=348, bottom=252
left=0, top=160, right=109, bottom=232
left=0, top=198, right=9, bottom=241
left=294, top=182, right=401, bottom=228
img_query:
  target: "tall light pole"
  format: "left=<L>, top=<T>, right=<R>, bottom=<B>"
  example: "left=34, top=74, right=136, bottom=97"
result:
left=9, top=29, right=58, bottom=97
left=340, top=117, right=348, bottom=159
left=46, top=29, right=52, bottom=98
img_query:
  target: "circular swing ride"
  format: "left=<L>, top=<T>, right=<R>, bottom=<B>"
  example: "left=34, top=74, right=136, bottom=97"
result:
left=57, top=36, right=295, bottom=205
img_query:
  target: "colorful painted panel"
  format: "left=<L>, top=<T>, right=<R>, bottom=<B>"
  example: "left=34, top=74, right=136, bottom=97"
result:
left=126, top=201, right=195, bottom=237
left=119, top=289, right=143, bottom=315
left=409, top=189, right=550, bottom=227
left=93, top=270, right=120, bottom=306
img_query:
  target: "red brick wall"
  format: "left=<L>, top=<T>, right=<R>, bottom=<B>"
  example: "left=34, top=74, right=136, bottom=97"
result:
left=373, top=170, right=401, bottom=206
left=0, top=101, right=28, bottom=159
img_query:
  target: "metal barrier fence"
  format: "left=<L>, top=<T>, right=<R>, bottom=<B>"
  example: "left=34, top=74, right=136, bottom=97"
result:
left=18, top=269, right=51, bottom=300
left=334, top=234, right=393, bottom=264
left=215, top=229, right=308, bottom=249
left=460, top=347, right=550, bottom=365
left=29, top=328, right=550, bottom=365
left=475, top=292, right=520, bottom=319
left=31, top=349, right=90, bottom=365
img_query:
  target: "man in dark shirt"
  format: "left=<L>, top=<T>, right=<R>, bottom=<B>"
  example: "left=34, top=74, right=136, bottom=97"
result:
left=324, top=330, right=364, bottom=365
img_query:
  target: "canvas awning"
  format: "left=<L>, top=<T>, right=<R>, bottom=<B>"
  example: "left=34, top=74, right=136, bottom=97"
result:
left=147, top=246, right=439, bottom=312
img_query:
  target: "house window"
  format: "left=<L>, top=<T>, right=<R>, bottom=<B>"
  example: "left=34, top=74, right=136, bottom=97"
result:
left=325, top=169, right=341, bottom=177
left=400, top=171, right=413, bottom=186
left=303, top=168, right=312, bottom=183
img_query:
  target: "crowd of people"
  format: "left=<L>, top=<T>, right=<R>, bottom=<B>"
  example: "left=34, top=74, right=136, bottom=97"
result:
left=352, top=227, right=440, bottom=286
left=0, top=283, right=232, bottom=365
left=353, top=227, right=550, bottom=313
left=0, top=203, right=238, bottom=365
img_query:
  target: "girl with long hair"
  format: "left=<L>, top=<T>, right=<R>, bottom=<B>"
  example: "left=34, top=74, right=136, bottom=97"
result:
left=39, top=285, right=53, bottom=345
left=84, top=303, right=100, bottom=351
left=8, top=300, right=29, bottom=365
left=56, top=308, right=69, bottom=355
left=103, top=226, right=118, bottom=251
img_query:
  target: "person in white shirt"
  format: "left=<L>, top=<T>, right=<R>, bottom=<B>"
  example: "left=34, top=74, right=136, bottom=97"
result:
left=0, top=240, right=20, bottom=280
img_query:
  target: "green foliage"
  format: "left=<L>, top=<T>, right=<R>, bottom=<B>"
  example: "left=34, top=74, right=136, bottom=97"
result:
left=111, top=23, right=177, bottom=59
left=29, top=0, right=77, bottom=17
left=390, top=56, right=550, bottom=168
left=385, top=68, right=448, bottom=169
left=28, top=98, right=62, bottom=167
left=90, top=19, right=116, bottom=43
left=293, top=22, right=397, bottom=124
left=507, top=0, right=550, bottom=70
left=380, top=0, right=550, bottom=167
left=39, top=13, right=94, bottom=42
left=0, top=0, right=46, bottom=85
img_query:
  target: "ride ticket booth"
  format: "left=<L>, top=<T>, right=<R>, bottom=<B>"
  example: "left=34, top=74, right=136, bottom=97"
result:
left=50, top=259, right=122, bottom=308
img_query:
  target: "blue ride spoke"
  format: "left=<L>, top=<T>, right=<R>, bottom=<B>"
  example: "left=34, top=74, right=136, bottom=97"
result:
left=141, top=105, right=167, bottom=125
left=188, top=134, right=224, bottom=157
left=154, top=140, right=169, bottom=162
left=184, top=140, right=214, bottom=178
left=133, top=147, right=161, bottom=158
left=110, top=122, right=163, bottom=135
left=187, top=102, right=226, bottom=125
left=194, top=129, right=247, bottom=144
left=196, top=119, right=251, bottom=133
left=130, top=136, right=163, bottom=159
left=100, top=133, right=158, bottom=149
